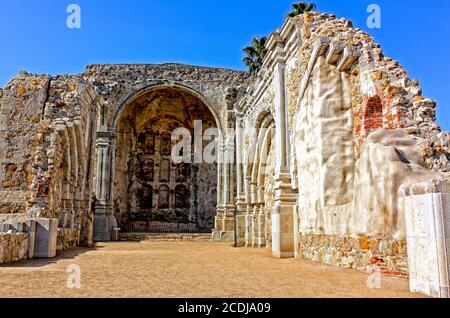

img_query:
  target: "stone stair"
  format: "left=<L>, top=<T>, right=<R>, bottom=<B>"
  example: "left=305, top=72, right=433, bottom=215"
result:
left=118, top=233, right=212, bottom=242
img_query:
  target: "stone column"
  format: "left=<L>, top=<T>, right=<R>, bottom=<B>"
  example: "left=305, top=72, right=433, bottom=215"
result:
left=235, top=114, right=246, bottom=246
left=72, top=191, right=82, bottom=230
left=81, top=112, right=97, bottom=246
left=107, top=138, right=118, bottom=240
left=213, top=138, right=225, bottom=240
left=251, top=203, right=261, bottom=247
left=222, top=126, right=236, bottom=240
left=402, top=178, right=450, bottom=298
left=93, top=131, right=117, bottom=241
left=190, top=154, right=199, bottom=225
left=244, top=175, right=253, bottom=247
left=271, top=36, right=297, bottom=258
left=257, top=188, right=266, bottom=248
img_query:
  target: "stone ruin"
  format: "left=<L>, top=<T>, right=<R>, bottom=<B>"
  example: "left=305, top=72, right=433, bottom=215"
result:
left=1, top=11, right=449, bottom=297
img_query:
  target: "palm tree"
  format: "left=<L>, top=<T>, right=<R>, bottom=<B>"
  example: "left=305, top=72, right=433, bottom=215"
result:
left=287, top=2, right=316, bottom=18
left=242, top=36, right=268, bottom=76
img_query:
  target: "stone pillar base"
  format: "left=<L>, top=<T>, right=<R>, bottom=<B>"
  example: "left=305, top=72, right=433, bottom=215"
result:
left=272, top=205, right=295, bottom=258
left=236, top=214, right=247, bottom=247
left=256, top=212, right=266, bottom=248
left=245, top=213, right=253, bottom=247
left=94, top=202, right=118, bottom=242
left=222, top=205, right=236, bottom=231
left=93, top=214, right=110, bottom=241
left=212, top=230, right=235, bottom=242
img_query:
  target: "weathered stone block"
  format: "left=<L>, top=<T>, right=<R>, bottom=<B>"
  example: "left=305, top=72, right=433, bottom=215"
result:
left=23, top=220, right=36, bottom=258
left=33, top=218, right=58, bottom=258
left=403, top=179, right=450, bottom=298
left=0, top=223, right=11, bottom=232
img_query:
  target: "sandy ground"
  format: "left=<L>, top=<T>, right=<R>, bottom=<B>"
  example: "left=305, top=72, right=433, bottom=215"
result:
left=0, top=242, right=425, bottom=298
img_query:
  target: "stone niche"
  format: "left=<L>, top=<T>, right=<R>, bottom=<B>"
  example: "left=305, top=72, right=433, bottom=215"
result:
left=113, top=87, right=218, bottom=231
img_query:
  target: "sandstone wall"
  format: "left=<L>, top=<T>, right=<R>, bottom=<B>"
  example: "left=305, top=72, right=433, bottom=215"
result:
left=0, top=72, right=98, bottom=247
left=84, top=64, right=249, bottom=133
left=57, top=228, right=80, bottom=252
left=238, top=11, right=450, bottom=276
left=0, top=73, right=51, bottom=214
left=0, top=232, right=28, bottom=264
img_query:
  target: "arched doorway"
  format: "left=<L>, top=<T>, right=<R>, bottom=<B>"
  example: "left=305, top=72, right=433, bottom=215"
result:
left=113, top=86, right=219, bottom=234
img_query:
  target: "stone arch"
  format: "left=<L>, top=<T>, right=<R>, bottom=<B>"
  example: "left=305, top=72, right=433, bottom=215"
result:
left=250, top=112, right=275, bottom=203
left=57, top=127, right=72, bottom=227
left=67, top=124, right=79, bottom=228
left=256, top=124, right=275, bottom=202
left=96, top=83, right=220, bottom=239
left=244, top=111, right=275, bottom=248
left=111, top=83, right=224, bottom=136
left=73, top=122, right=86, bottom=230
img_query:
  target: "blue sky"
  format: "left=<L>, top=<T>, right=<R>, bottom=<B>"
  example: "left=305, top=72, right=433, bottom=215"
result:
left=1, top=0, right=449, bottom=130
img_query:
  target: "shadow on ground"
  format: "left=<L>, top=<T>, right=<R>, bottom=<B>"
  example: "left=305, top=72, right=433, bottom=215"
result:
left=0, top=245, right=104, bottom=269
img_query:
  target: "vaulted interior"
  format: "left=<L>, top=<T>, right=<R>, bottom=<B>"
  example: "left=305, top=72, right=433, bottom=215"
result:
left=113, top=87, right=218, bottom=232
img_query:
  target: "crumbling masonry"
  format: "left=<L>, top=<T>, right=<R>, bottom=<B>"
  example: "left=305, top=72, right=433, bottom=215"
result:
left=1, top=12, right=450, bottom=298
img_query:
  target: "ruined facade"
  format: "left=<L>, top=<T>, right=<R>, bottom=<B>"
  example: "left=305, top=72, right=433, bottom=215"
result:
left=1, top=12, right=450, bottom=298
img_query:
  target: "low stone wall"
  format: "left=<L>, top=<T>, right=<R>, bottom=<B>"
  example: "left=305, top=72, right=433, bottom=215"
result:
left=119, top=233, right=212, bottom=242
left=0, top=232, right=28, bottom=264
left=57, top=228, right=80, bottom=252
left=300, top=234, right=408, bottom=277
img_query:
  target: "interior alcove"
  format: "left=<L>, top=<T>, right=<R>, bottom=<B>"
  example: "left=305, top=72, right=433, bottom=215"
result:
left=113, top=87, right=218, bottom=232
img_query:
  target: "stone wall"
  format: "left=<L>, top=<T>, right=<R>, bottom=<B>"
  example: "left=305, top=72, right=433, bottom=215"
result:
left=0, top=232, right=28, bottom=264
left=236, top=11, right=450, bottom=285
left=0, top=72, right=98, bottom=248
left=57, top=228, right=80, bottom=252
left=300, top=234, right=408, bottom=277
left=0, top=73, right=51, bottom=214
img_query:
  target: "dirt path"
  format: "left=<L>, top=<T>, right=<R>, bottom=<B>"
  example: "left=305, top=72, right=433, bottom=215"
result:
left=0, top=242, right=425, bottom=298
